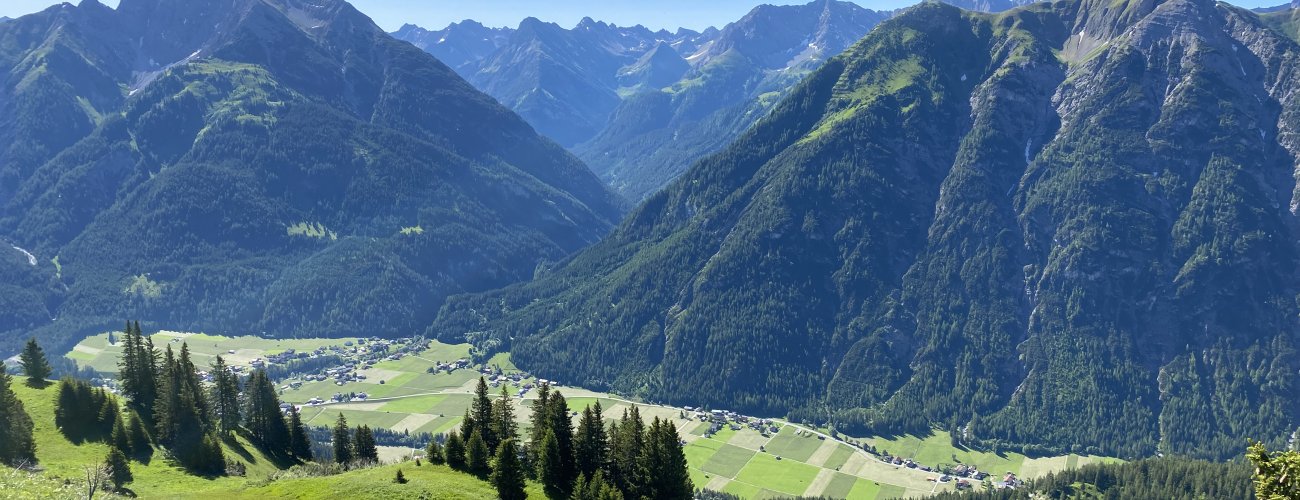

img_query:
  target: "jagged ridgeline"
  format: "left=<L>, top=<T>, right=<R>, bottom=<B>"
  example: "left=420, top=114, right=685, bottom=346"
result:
left=0, top=0, right=622, bottom=353
left=435, top=0, right=1300, bottom=460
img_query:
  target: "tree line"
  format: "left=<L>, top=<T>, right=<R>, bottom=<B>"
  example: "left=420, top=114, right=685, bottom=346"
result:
left=422, top=378, right=693, bottom=499
left=58, top=321, right=314, bottom=490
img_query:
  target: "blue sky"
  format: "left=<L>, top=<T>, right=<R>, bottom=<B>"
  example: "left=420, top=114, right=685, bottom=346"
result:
left=0, top=0, right=1283, bottom=31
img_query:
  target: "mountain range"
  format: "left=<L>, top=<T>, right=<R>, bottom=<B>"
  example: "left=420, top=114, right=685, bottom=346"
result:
left=0, top=0, right=622, bottom=356
left=395, top=0, right=1033, bottom=200
left=432, top=0, right=1300, bottom=461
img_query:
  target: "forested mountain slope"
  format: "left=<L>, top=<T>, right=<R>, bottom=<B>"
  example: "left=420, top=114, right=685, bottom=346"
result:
left=434, top=0, right=1300, bottom=460
left=0, top=0, right=623, bottom=355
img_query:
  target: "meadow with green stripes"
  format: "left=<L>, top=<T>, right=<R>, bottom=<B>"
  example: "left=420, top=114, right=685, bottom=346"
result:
left=66, top=332, right=1117, bottom=498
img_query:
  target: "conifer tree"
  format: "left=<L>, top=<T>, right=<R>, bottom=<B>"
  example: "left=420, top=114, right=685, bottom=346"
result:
left=466, top=431, right=490, bottom=477
left=393, top=468, right=408, bottom=484
left=459, top=408, right=477, bottom=447
left=537, top=430, right=569, bottom=498
left=332, top=414, right=353, bottom=466
left=576, top=401, right=608, bottom=477
left=609, top=406, right=646, bottom=498
left=18, top=338, right=51, bottom=384
left=491, top=386, right=518, bottom=448
left=126, top=409, right=151, bottom=458
left=426, top=439, right=445, bottom=465
left=490, top=438, right=526, bottom=500
left=287, top=405, right=312, bottom=460
left=444, top=431, right=466, bottom=470
left=244, top=371, right=289, bottom=452
left=354, top=425, right=379, bottom=463
left=110, top=409, right=131, bottom=455
left=97, top=398, right=117, bottom=439
left=0, top=367, right=36, bottom=466
left=574, top=471, right=624, bottom=500
left=210, top=356, right=241, bottom=435
left=546, top=391, right=577, bottom=491
left=527, top=382, right=552, bottom=473
left=105, top=447, right=132, bottom=491
left=644, top=418, right=692, bottom=499
left=470, top=377, right=497, bottom=451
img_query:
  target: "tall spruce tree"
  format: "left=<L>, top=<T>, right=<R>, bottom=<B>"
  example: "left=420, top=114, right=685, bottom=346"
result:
left=332, top=414, right=353, bottom=466
left=210, top=356, right=241, bottom=435
left=117, top=322, right=158, bottom=415
left=546, top=391, right=577, bottom=492
left=491, top=386, right=518, bottom=449
left=287, top=405, right=312, bottom=460
left=609, top=406, right=647, bottom=498
left=243, top=371, right=290, bottom=453
left=537, top=431, right=569, bottom=498
left=576, top=401, right=608, bottom=477
left=470, top=377, right=497, bottom=451
left=155, top=344, right=213, bottom=469
left=528, top=383, right=552, bottom=470
left=354, top=425, right=379, bottom=463
left=491, top=438, right=526, bottom=500
left=645, top=418, right=692, bottom=499
left=0, top=366, right=36, bottom=465
left=445, top=431, right=466, bottom=470
left=18, top=338, right=51, bottom=384
left=466, top=430, right=491, bottom=477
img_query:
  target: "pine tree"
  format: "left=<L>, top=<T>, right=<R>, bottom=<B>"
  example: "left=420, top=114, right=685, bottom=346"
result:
left=118, top=322, right=158, bottom=415
left=287, top=405, right=312, bottom=460
left=528, top=382, right=552, bottom=469
left=97, top=398, right=117, bottom=439
left=459, top=408, right=477, bottom=447
left=426, top=439, right=445, bottom=465
left=18, top=338, right=51, bottom=384
left=466, top=431, right=490, bottom=477
left=609, top=406, right=647, bottom=498
left=126, top=409, right=151, bottom=458
left=470, top=377, right=497, bottom=451
left=546, top=391, right=577, bottom=492
left=243, top=371, right=289, bottom=453
left=492, top=386, right=518, bottom=449
left=490, top=438, right=526, bottom=500
left=445, top=431, right=466, bottom=470
left=0, top=366, right=36, bottom=466
left=393, top=468, right=408, bottom=484
left=332, top=414, right=353, bottom=466
left=644, top=418, right=692, bottom=499
left=576, top=402, right=608, bottom=477
left=354, top=425, right=379, bottom=463
left=105, top=447, right=132, bottom=491
left=537, top=430, right=569, bottom=499
left=54, top=378, right=77, bottom=435
left=110, top=409, right=130, bottom=455
left=210, top=356, right=241, bottom=435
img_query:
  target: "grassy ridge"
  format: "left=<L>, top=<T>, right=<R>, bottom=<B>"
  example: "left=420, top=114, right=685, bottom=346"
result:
left=5, top=380, right=529, bottom=499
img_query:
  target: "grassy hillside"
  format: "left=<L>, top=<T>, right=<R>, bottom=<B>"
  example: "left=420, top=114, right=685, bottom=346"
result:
left=4, top=381, right=520, bottom=499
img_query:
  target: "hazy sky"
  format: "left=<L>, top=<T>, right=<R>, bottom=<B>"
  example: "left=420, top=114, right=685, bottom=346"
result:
left=0, top=0, right=1282, bottom=31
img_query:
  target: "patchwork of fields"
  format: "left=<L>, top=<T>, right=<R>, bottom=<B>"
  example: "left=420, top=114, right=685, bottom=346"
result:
left=66, top=333, right=1117, bottom=499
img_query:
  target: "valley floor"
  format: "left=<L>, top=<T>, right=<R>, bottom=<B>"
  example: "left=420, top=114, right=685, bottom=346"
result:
left=59, top=332, right=1118, bottom=499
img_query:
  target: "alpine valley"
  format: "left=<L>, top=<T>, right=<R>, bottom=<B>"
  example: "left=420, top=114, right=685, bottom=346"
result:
left=433, top=0, right=1300, bottom=462
left=0, top=0, right=1297, bottom=498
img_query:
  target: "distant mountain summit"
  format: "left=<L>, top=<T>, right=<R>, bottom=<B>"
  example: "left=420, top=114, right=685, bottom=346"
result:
left=434, top=0, right=1300, bottom=461
left=0, top=0, right=622, bottom=355
left=391, top=20, right=511, bottom=78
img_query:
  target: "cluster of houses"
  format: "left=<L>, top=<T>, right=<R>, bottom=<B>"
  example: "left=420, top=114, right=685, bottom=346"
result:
left=685, top=407, right=782, bottom=438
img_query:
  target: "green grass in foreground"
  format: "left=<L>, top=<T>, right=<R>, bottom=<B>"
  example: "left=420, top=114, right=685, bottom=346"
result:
left=203, top=462, right=544, bottom=499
